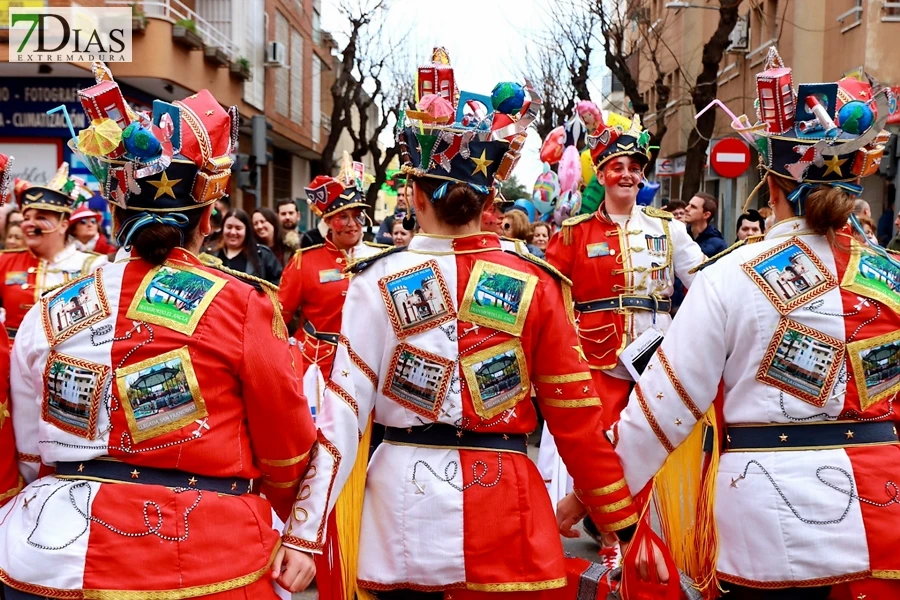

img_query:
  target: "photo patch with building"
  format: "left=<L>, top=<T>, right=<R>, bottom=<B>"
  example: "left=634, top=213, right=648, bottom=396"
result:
left=742, top=238, right=836, bottom=315
left=127, top=264, right=226, bottom=335
left=458, top=261, right=538, bottom=336
left=379, top=260, right=455, bottom=338
left=849, top=331, right=900, bottom=411
left=43, top=271, right=110, bottom=346
left=462, top=339, right=530, bottom=419
left=382, top=343, right=454, bottom=419
left=841, top=241, right=900, bottom=315
left=115, top=347, right=207, bottom=443
left=42, top=353, right=110, bottom=440
left=757, top=318, right=844, bottom=407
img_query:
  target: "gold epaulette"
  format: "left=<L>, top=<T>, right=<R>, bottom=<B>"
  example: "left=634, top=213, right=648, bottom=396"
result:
left=689, top=239, right=752, bottom=274
left=642, top=206, right=675, bottom=220
left=198, top=252, right=223, bottom=267
left=299, top=243, right=325, bottom=253
left=286, top=244, right=324, bottom=271
left=364, top=241, right=390, bottom=249
left=347, top=245, right=407, bottom=274
left=0, top=248, right=27, bottom=254
left=213, top=265, right=287, bottom=341
left=561, top=213, right=593, bottom=246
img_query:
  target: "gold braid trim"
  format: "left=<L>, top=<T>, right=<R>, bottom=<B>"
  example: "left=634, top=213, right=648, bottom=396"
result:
left=0, top=476, right=24, bottom=503
left=0, top=542, right=280, bottom=599
left=259, top=449, right=311, bottom=467
left=561, top=213, right=592, bottom=246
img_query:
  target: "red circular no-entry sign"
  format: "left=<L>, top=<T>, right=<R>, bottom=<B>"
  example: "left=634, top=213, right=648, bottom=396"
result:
left=710, top=138, right=751, bottom=178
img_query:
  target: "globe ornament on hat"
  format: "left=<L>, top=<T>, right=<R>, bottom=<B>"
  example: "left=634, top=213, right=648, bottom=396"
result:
left=20, top=162, right=92, bottom=215
left=305, top=152, right=372, bottom=219
left=729, top=47, right=893, bottom=214
left=586, top=113, right=652, bottom=170
left=398, top=51, right=541, bottom=200
left=70, top=61, right=238, bottom=214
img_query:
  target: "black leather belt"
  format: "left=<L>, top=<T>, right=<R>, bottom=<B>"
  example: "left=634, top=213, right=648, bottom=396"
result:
left=55, top=459, right=251, bottom=495
left=575, top=295, right=672, bottom=314
left=303, top=320, right=339, bottom=345
left=725, top=420, right=899, bottom=452
left=383, top=424, right=527, bottom=454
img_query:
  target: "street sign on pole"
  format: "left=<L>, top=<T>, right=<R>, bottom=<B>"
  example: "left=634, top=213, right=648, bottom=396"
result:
left=710, top=138, right=751, bottom=178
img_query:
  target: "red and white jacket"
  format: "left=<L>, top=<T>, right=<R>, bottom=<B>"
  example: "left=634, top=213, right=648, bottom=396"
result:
left=282, top=232, right=636, bottom=592
left=615, top=218, right=900, bottom=588
left=1, top=248, right=316, bottom=598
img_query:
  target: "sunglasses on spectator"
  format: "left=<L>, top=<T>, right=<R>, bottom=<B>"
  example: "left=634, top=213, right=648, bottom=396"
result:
left=78, top=218, right=98, bottom=225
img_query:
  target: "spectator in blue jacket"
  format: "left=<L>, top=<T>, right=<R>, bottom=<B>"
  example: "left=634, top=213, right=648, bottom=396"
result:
left=685, top=191, right=727, bottom=257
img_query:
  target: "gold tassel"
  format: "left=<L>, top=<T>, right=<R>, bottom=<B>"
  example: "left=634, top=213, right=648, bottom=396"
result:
left=334, top=416, right=374, bottom=600
left=562, top=224, right=573, bottom=246
left=263, top=285, right=288, bottom=341
left=652, top=408, right=721, bottom=598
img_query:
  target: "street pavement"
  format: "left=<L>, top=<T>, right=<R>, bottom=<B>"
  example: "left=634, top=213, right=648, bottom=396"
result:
left=293, top=432, right=602, bottom=599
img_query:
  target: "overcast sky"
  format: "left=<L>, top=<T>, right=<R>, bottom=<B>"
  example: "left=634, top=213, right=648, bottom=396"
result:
left=320, top=0, right=608, bottom=191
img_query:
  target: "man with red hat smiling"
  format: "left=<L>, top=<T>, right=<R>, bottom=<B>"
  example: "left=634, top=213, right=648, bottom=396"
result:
left=0, top=163, right=106, bottom=342
left=278, top=154, right=385, bottom=419
left=68, top=204, right=116, bottom=255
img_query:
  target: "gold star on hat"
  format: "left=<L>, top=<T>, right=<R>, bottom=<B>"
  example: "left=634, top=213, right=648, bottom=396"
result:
left=471, top=149, right=494, bottom=177
left=148, top=172, right=183, bottom=200
left=823, top=155, right=847, bottom=177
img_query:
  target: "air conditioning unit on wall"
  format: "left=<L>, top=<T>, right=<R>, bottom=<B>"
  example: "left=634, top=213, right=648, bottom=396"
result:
left=265, top=41, right=287, bottom=67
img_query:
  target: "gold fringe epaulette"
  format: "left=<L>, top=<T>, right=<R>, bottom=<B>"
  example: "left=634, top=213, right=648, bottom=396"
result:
left=287, top=244, right=324, bottom=271
left=0, top=247, right=27, bottom=254
left=214, top=265, right=287, bottom=341
left=561, top=213, right=593, bottom=246
left=347, top=245, right=407, bottom=275
left=642, top=205, right=675, bottom=220
left=363, top=241, right=390, bottom=249
left=198, top=252, right=223, bottom=267
left=502, top=246, right=573, bottom=287
left=689, top=240, right=748, bottom=274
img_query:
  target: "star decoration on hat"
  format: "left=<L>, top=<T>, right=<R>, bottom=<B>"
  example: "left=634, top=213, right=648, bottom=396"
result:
left=823, top=155, right=847, bottom=177
left=148, top=172, right=182, bottom=200
left=471, top=149, right=494, bottom=177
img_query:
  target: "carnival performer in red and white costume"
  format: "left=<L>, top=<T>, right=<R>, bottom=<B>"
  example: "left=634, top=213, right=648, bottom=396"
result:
left=280, top=66, right=641, bottom=599
left=613, top=48, right=900, bottom=599
left=0, top=65, right=317, bottom=599
left=278, top=154, right=384, bottom=419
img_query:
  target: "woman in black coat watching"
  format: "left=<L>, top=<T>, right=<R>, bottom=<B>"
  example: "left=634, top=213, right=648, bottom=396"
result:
left=216, top=208, right=283, bottom=284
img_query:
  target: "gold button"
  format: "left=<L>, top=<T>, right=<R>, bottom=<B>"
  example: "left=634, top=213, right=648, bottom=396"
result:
left=27, top=267, right=36, bottom=274
left=336, top=258, right=343, bottom=264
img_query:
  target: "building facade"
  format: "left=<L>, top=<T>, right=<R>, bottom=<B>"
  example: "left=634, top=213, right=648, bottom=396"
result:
left=634, top=0, right=900, bottom=243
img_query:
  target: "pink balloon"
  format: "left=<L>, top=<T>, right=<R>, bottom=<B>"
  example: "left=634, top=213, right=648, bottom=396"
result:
left=558, top=145, right=582, bottom=193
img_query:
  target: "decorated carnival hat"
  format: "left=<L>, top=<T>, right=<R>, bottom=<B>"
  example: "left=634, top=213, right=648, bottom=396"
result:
left=587, top=111, right=652, bottom=170
left=305, top=152, right=372, bottom=219
left=70, top=62, right=237, bottom=213
left=19, top=162, right=92, bottom=215
left=398, top=48, right=541, bottom=199
left=0, top=154, right=12, bottom=204
left=732, top=47, right=893, bottom=210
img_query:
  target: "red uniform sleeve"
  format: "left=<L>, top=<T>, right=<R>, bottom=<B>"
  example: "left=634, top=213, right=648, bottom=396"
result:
left=240, top=286, right=316, bottom=521
left=531, top=276, right=638, bottom=533
left=0, top=327, right=22, bottom=507
left=277, top=251, right=304, bottom=325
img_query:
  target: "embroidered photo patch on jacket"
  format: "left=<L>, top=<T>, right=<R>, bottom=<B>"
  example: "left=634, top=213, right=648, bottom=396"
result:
left=378, top=260, right=456, bottom=339
left=43, top=352, right=110, bottom=439
left=42, top=270, right=111, bottom=347
left=848, top=330, right=900, bottom=412
left=742, top=238, right=836, bottom=315
left=127, top=263, right=227, bottom=335
left=115, top=347, right=208, bottom=443
left=461, top=339, right=530, bottom=420
left=458, top=260, right=538, bottom=337
left=757, top=318, right=844, bottom=407
left=841, top=240, right=900, bottom=315
left=382, top=343, right=454, bottom=419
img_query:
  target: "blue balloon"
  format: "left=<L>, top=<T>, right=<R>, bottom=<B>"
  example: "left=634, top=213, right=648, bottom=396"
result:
left=510, top=199, right=536, bottom=222
left=636, top=180, right=660, bottom=206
